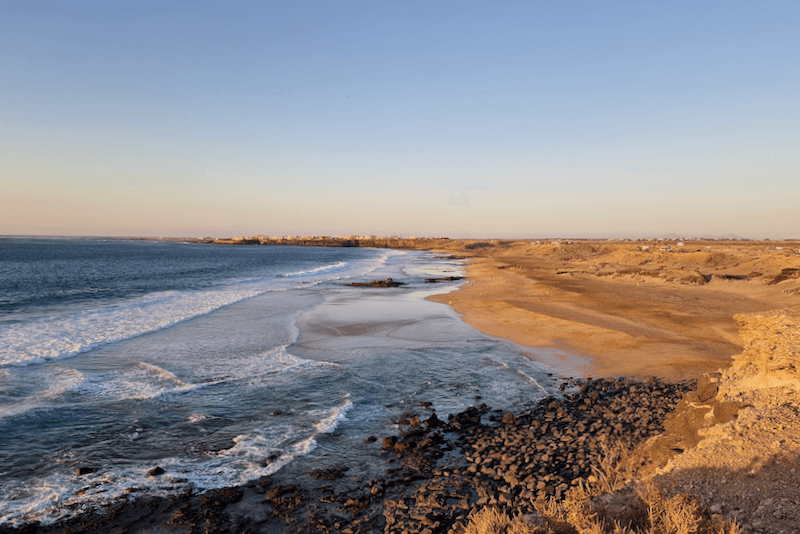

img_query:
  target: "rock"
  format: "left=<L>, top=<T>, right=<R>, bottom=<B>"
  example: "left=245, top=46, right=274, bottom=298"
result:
left=347, top=278, right=404, bottom=287
left=695, top=373, right=720, bottom=402
left=310, top=467, right=349, bottom=480
left=382, top=436, right=398, bottom=448
left=424, top=413, right=442, bottom=428
left=364, top=436, right=377, bottom=443
left=502, top=412, right=517, bottom=424
left=394, top=440, right=412, bottom=452
left=75, top=467, right=96, bottom=476
left=147, top=466, right=165, bottom=477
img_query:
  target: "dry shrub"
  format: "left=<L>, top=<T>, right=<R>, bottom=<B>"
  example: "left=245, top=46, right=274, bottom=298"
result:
left=587, top=441, right=633, bottom=495
left=465, top=442, right=741, bottom=534
left=465, top=485, right=741, bottom=534
left=634, top=481, right=741, bottom=534
left=526, top=489, right=605, bottom=534
left=463, top=507, right=545, bottom=534
left=563, top=486, right=604, bottom=534
left=638, top=482, right=701, bottom=534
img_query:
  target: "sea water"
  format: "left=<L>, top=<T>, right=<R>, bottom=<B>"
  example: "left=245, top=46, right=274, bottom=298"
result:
left=0, top=238, right=557, bottom=525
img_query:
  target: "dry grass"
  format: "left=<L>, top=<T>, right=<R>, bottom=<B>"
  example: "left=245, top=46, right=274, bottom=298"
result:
left=463, top=445, right=741, bottom=534
left=587, top=441, right=634, bottom=495
left=463, top=506, right=543, bottom=534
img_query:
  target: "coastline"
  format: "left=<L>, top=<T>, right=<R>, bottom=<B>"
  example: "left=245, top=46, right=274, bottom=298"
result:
left=424, top=239, right=800, bottom=381
left=0, top=375, right=692, bottom=534
left=4, top=242, right=800, bottom=532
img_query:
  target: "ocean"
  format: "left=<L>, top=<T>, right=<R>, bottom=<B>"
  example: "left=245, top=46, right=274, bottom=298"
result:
left=0, top=238, right=556, bottom=526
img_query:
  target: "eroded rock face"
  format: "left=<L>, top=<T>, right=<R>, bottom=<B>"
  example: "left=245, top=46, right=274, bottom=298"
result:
left=643, top=307, right=800, bottom=533
left=720, top=307, right=800, bottom=401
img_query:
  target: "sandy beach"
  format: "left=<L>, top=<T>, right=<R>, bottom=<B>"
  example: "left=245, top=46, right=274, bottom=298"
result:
left=422, top=239, right=800, bottom=380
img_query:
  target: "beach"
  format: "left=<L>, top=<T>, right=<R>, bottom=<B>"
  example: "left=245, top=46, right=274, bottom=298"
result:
left=3, top=238, right=800, bottom=533
left=423, top=239, right=800, bottom=379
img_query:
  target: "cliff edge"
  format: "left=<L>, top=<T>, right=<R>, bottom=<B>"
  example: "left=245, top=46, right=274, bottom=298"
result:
left=642, top=307, right=800, bottom=532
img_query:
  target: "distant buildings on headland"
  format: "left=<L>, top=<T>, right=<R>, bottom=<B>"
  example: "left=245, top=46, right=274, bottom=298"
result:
left=205, top=235, right=449, bottom=248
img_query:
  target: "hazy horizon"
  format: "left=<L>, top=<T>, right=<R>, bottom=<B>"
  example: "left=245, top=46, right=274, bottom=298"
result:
left=2, top=232, right=795, bottom=242
left=3, top=2, right=799, bottom=239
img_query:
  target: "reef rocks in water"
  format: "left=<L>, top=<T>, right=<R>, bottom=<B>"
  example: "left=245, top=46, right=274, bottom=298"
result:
left=347, top=278, right=404, bottom=287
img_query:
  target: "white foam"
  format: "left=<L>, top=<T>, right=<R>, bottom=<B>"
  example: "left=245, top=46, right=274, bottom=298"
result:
left=282, top=261, right=348, bottom=277
left=0, top=478, right=73, bottom=526
left=0, top=366, right=85, bottom=419
left=313, top=397, right=353, bottom=434
left=211, top=398, right=354, bottom=484
left=0, top=289, right=264, bottom=367
left=78, top=362, right=197, bottom=401
left=136, top=361, right=189, bottom=385
left=0, top=395, right=356, bottom=526
left=0, top=253, right=393, bottom=368
left=488, top=358, right=550, bottom=396
left=188, top=344, right=323, bottom=390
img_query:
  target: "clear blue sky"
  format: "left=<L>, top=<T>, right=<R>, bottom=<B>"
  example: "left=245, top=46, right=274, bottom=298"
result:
left=2, top=1, right=798, bottom=238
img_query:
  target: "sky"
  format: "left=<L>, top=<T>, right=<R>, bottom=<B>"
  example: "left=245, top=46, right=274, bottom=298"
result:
left=2, top=1, right=798, bottom=239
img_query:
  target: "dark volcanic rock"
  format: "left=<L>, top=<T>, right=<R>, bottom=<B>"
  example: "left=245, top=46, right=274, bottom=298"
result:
left=347, top=278, right=404, bottom=287
left=424, top=413, right=443, bottom=428
left=310, top=466, right=350, bottom=480
left=146, top=466, right=165, bottom=477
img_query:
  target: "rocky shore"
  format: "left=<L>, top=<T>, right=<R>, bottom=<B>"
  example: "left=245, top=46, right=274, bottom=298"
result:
left=1, top=376, right=691, bottom=534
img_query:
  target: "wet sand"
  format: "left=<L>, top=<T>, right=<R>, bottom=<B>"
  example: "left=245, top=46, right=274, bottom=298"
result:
left=422, top=239, right=800, bottom=380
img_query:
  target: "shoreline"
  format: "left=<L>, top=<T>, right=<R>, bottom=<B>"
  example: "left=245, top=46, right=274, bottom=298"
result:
left=423, top=239, right=800, bottom=381
left=0, top=375, right=692, bottom=534
left=4, top=243, right=799, bottom=532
